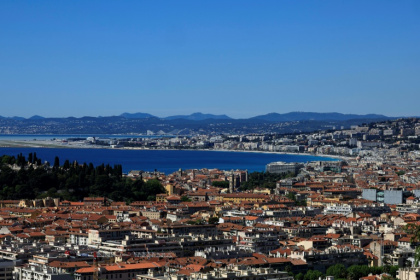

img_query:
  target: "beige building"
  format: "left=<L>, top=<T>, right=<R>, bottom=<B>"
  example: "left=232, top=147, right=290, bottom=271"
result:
left=398, top=268, right=420, bottom=280
left=165, top=184, right=174, bottom=195
left=88, top=229, right=131, bottom=245
left=141, top=211, right=163, bottom=220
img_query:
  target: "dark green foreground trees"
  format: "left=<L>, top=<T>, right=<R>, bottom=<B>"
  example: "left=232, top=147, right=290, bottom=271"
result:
left=241, top=171, right=294, bottom=190
left=294, top=264, right=398, bottom=280
left=0, top=153, right=165, bottom=202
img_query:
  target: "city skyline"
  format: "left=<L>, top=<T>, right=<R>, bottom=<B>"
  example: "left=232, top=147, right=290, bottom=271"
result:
left=1, top=1, right=419, bottom=118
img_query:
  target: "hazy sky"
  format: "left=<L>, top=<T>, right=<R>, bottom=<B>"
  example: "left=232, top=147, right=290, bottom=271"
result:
left=0, top=1, right=419, bottom=118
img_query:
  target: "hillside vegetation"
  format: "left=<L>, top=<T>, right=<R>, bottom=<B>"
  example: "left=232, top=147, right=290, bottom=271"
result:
left=0, top=153, right=165, bottom=202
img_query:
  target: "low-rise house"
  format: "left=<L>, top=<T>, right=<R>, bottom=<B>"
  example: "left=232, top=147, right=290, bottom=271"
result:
left=75, top=262, right=164, bottom=280
left=15, top=264, right=74, bottom=280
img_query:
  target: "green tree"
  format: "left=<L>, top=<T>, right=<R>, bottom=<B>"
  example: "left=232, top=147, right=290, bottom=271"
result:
left=326, top=264, right=347, bottom=279
left=241, top=171, right=292, bottom=190
left=1, top=155, right=15, bottom=165
left=295, top=273, right=304, bottom=280
left=208, top=217, right=219, bottom=224
left=0, top=154, right=167, bottom=202
left=285, top=265, right=293, bottom=276
left=212, top=181, right=229, bottom=188
left=181, top=196, right=192, bottom=202
left=389, top=266, right=399, bottom=278
left=53, top=156, right=60, bottom=169
left=91, top=175, right=114, bottom=196
left=347, top=265, right=370, bottom=280
left=304, top=270, right=323, bottom=280
left=63, top=160, right=70, bottom=170
left=17, top=153, right=26, bottom=167
left=147, top=195, right=156, bottom=201
left=15, top=184, right=33, bottom=199
left=405, top=223, right=420, bottom=266
left=287, top=192, right=297, bottom=201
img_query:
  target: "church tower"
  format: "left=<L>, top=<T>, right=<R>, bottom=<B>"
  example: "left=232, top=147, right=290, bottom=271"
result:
left=229, top=171, right=234, bottom=193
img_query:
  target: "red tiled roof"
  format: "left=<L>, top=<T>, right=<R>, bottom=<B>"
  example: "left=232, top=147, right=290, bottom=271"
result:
left=76, top=262, right=162, bottom=274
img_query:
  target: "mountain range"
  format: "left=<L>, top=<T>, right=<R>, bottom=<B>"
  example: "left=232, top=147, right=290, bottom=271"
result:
left=0, top=111, right=390, bottom=122
left=0, top=111, right=402, bottom=135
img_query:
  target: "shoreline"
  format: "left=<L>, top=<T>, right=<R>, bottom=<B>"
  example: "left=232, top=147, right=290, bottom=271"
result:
left=202, top=148, right=345, bottom=161
left=0, top=139, right=346, bottom=161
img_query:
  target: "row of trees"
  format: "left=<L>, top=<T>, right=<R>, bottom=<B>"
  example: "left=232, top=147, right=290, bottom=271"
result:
left=292, top=264, right=398, bottom=280
left=0, top=154, right=165, bottom=202
left=241, top=171, right=294, bottom=190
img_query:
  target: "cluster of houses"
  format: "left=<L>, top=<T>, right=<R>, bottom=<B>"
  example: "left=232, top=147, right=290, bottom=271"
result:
left=0, top=119, right=420, bottom=280
left=99, top=118, right=420, bottom=159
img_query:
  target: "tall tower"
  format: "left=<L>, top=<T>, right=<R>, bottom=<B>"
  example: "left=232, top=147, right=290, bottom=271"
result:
left=229, top=171, right=234, bottom=193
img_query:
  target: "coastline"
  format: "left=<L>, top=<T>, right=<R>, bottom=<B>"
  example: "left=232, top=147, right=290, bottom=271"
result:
left=0, top=138, right=345, bottom=162
left=203, top=148, right=345, bottom=161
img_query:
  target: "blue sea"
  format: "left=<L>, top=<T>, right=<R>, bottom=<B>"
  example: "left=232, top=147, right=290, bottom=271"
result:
left=0, top=147, right=338, bottom=174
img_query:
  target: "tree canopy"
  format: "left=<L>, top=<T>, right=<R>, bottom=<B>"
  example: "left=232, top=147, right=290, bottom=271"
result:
left=0, top=153, right=165, bottom=203
left=241, top=171, right=293, bottom=190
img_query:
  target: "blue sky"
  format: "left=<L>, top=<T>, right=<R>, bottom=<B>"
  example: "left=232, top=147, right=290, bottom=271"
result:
left=0, top=1, right=419, bottom=118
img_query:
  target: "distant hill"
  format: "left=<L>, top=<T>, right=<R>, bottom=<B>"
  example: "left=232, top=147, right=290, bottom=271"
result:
left=0, top=111, right=402, bottom=135
left=164, top=112, right=232, bottom=121
left=0, top=115, right=42, bottom=120
left=251, top=112, right=389, bottom=122
left=119, top=112, right=156, bottom=119
left=29, top=115, right=45, bottom=120
left=119, top=112, right=232, bottom=120
left=0, top=111, right=392, bottom=121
